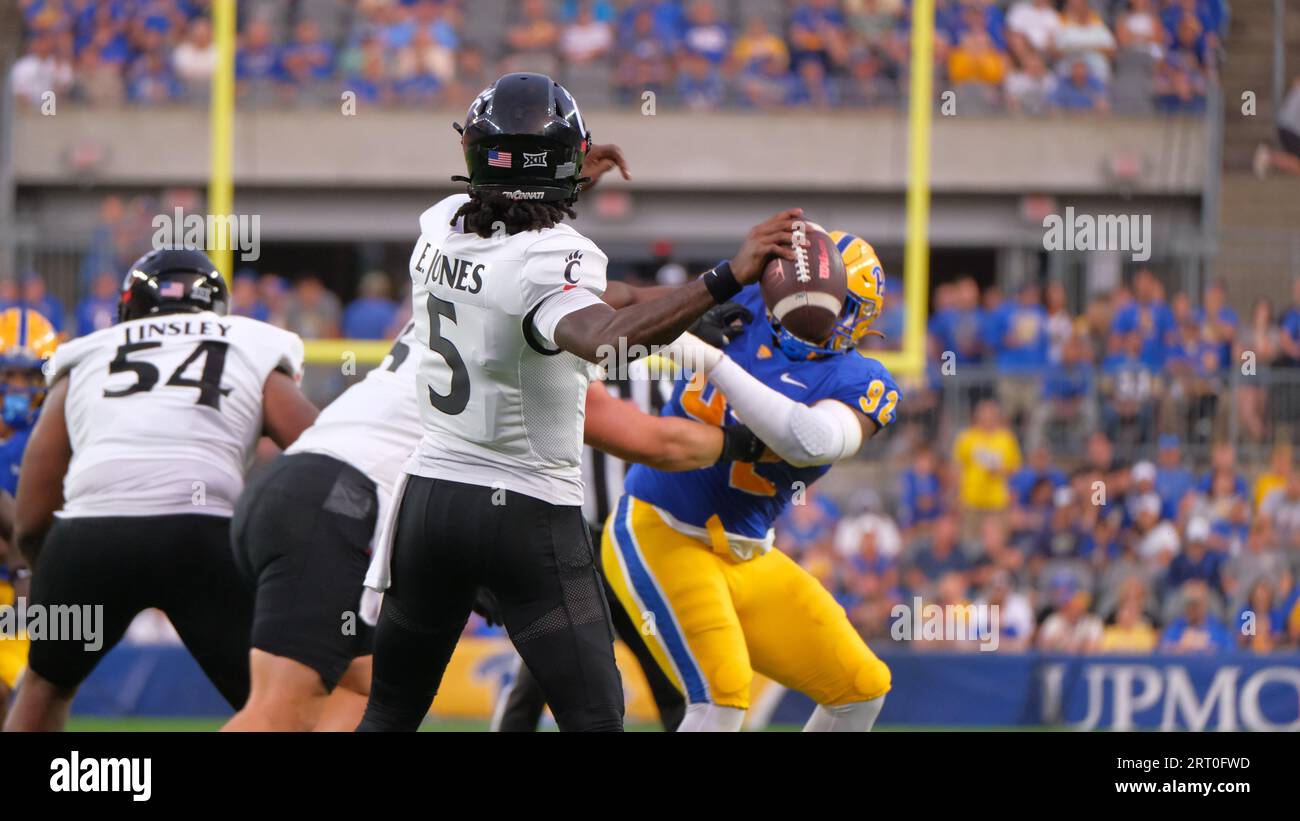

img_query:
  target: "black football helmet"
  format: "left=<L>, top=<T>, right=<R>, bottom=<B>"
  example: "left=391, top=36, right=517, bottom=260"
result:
left=118, top=248, right=230, bottom=323
left=453, top=72, right=591, bottom=204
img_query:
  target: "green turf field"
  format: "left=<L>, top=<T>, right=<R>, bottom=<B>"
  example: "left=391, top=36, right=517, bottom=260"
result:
left=64, top=717, right=1049, bottom=732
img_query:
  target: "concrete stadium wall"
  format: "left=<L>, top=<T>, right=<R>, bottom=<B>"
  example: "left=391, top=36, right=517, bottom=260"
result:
left=14, top=107, right=1207, bottom=193
left=11, top=108, right=1207, bottom=254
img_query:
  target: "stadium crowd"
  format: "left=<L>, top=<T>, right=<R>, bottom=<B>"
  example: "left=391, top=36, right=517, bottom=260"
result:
left=781, top=266, right=1300, bottom=657
left=13, top=0, right=1222, bottom=113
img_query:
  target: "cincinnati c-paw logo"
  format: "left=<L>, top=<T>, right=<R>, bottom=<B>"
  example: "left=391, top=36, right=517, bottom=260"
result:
left=564, top=251, right=583, bottom=285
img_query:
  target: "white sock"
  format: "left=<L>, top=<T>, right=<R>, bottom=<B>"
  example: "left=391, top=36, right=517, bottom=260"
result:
left=802, top=696, right=885, bottom=732
left=677, top=703, right=747, bottom=732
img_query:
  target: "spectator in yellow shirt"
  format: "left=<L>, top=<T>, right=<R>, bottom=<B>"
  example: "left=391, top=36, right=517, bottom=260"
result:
left=953, top=399, right=1023, bottom=514
left=1100, top=599, right=1158, bottom=653
left=947, top=28, right=1009, bottom=87
left=729, top=15, right=790, bottom=75
left=1252, top=442, right=1292, bottom=511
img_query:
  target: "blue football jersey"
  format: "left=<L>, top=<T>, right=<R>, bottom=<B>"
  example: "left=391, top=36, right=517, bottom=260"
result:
left=623, top=285, right=901, bottom=539
left=0, top=426, right=31, bottom=497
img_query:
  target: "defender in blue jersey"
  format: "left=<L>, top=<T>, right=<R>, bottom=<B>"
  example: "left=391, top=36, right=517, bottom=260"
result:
left=0, top=307, right=60, bottom=718
left=603, top=231, right=899, bottom=732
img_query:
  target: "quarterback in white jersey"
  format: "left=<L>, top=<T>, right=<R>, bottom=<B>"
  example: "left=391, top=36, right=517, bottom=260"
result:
left=358, top=72, right=801, bottom=733
left=5, top=249, right=318, bottom=732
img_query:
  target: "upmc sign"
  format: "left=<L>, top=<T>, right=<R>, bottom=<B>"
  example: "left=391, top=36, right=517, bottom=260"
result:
left=1041, top=661, right=1300, bottom=731
left=764, top=653, right=1300, bottom=730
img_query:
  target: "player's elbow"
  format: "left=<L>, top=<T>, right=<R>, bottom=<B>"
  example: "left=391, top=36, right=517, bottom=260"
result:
left=770, top=402, right=865, bottom=468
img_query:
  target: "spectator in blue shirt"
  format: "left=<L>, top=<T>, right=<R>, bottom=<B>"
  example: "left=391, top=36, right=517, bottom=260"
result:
left=342, top=272, right=399, bottom=340
left=1194, top=278, right=1238, bottom=370
left=1277, top=277, right=1300, bottom=367
left=985, top=281, right=1049, bottom=427
left=1029, top=330, right=1095, bottom=448
left=1165, top=518, right=1225, bottom=597
left=560, top=0, right=616, bottom=23
left=127, top=48, right=182, bottom=103
left=1236, top=580, right=1288, bottom=650
left=236, top=19, right=283, bottom=86
left=230, top=270, right=270, bottom=323
left=928, top=276, right=985, bottom=366
left=677, top=51, right=725, bottom=109
left=940, top=0, right=1007, bottom=52
left=618, top=0, right=685, bottom=47
left=789, top=0, right=848, bottom=71
left=1111, top=268, right=1177, bottom=369
left=681, top=0, right=731, bottom=65
left=1154, top=434, right=1196, bottom=519
left=1100, top=331, right=1161, bottom=443
left=788, top=55, right=839, bottom=108
left=899, top=447, right=945, bottom=532
left=985, top=281, right=1049, bottom=375
left=1197, top=441, right=1248, bottom=498
left=20, top=273, right=64, bottom=331
left=1010, top=446, right=1068, bottom=507
left=1051, top=59, right=1109, bottom=112
left=280, top=20, right=336, bottom=87
left=76, top=273, right=121, bottom=336
left=1160, top=581, right=1231, bottom=654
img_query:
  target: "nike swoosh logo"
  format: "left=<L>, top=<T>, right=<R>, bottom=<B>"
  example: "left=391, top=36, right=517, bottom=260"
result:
left=780, top=373, right=808, bottom=389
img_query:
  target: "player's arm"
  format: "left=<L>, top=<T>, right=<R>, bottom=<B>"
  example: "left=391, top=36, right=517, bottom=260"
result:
left=14, top=378, right=72, bottom=567
left=261, top=370, right=319, bottom=449
left=661, top=334, right=886, bottom=468
left=552, top=209, right=801, bottom=363
left=600, top=280, right=677, bottom=309
left=0, top=490, right=22, bottom=596
left=583, top=382, right=753, bottom=471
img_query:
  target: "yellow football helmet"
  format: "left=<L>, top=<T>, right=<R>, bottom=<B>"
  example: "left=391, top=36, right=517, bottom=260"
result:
left=828, top=230, right=886, bottom=351
left=0, top=307, right=60, bottom=429
left=0, top=307, right=59, bottom=367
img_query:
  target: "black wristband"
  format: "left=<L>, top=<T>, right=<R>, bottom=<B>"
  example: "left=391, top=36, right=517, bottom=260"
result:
left=718, top=424, right=767, bottom=465
left=702, top=261, right=741, bottom=304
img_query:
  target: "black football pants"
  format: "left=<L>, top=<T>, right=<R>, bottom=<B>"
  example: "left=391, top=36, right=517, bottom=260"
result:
left=357, top=477, right=624, bottom=732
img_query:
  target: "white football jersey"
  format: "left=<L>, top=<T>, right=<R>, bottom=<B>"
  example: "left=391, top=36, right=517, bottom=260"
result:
left=49, top=312, right=304, bottom=518
left=287, top=321, right=422, bottom=518
left=404, top=194, right=608, bottom=506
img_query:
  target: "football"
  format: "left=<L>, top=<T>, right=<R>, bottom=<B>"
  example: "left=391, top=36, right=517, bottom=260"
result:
left=760, top=221, right=848, bottom=344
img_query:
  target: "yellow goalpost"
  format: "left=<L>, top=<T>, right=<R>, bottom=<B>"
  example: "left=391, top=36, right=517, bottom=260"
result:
left=872, top=0, right=933, bottom=380
left=208, top=1, right=933, bottom=373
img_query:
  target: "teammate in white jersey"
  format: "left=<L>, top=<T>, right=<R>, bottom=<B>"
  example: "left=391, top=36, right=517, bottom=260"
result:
left=3, top=249, right=318, bottom=732
left=357, top=72, right=800, bottom=732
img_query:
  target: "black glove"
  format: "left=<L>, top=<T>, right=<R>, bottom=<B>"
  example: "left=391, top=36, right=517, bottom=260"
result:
left=472, top=586, right=504, bottom=628
left=718, top=424, right=767, bottom=464
left=689, top=302, right=753, bottom=349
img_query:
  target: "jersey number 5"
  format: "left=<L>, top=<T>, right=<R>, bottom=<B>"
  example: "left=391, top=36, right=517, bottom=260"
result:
left=103, top=340, right=232, bottom=410
left=425, top=294, right=470, bottom=415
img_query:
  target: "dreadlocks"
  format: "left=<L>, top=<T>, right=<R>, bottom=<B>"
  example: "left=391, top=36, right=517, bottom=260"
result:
left=452, top=193, right=578, bottom=239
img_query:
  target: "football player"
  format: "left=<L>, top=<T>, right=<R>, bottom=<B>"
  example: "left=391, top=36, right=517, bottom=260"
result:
left=0, top=307, right=60, bottom=723
left=223, top=308, right=757, bottom=731
left=357, top=72, right=799, bottom=732
left=491, top=304, right=757, bottom=732
left=3, top=249, right=319, bottom=732
left=602, top=231, right=898, bottom=731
